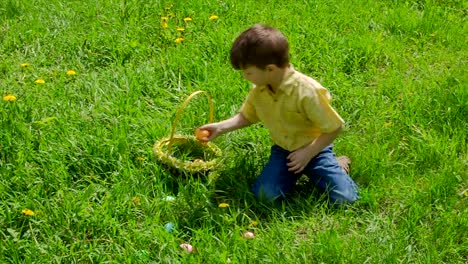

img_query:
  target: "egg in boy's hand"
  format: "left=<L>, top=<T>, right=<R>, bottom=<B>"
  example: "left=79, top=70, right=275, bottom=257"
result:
left=195, top=128, right=210, bottom=141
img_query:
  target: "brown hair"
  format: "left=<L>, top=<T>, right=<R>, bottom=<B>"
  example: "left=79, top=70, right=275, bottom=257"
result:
left=230, top=24, right=290, bottom=70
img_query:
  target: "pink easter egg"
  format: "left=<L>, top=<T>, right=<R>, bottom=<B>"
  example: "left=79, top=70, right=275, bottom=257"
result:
left=243, top=231, right=255, bottom=239
left=180, top=243, right=193, bottom=253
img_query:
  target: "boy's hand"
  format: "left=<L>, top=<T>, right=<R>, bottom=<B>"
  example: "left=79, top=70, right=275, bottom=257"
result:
left=196, top=123, right=221, bottom=142
left=195, top=113, right=253, bottom=143
left=287, top=126, right=343, bottom=174
left=287, top=146, right=317, bottom=174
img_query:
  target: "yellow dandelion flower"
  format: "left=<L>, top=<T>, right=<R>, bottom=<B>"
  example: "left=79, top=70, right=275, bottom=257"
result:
left=209, top=15, right=219, bottom=20
left=22, top=209, right=35, bottom=216
left=184, top=17, right=192, bottom=22
left=35, top=78, right=45, bottom=84
left=66, top=70, right=76, bottom=75
left=132, top=197, right=141, bottom=206
left=3, top=94, right=17, bottom=102
left=175, top=37, right=184, bottom=43
left=20, top=63, right=30, bottom=68
left=177, top=27, right=185, bottom=32
left=218, top=203, right=229, bottom=208
left=161, top=17, right=169, bottom=28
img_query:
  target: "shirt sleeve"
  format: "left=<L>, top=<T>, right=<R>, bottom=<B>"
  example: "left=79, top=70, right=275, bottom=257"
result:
left=302, top=87, right=344, bottom=133
left=239, top=89, right=260, bottom=124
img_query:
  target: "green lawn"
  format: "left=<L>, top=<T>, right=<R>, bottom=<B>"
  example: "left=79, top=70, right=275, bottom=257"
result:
left=1, top=0, right=466, bottom=263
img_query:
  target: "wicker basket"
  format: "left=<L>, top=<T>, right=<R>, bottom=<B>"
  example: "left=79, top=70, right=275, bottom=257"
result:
left=153, top=91, right=222, bottom=174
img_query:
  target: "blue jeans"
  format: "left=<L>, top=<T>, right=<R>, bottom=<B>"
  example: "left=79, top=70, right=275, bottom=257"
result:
left=251, top=145, right=359, bottom=205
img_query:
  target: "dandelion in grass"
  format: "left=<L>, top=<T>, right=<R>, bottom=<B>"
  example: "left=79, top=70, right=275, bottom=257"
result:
left=218, top=203, right=229, bottom=208
left=209, top=15, right=219, bottom=20
left=184, top=17, right=192, bottom=22
left=132, top=197, right=141, bottom=206
left=22, top=209, right=35, bottom=216
left=161, top=17, right=169, bottom=28
left=249, top=220, right=258, bottom=227
left=3, top=94, right=17, bottom=102
left=21, top=63, right=30, bottom=68
left=175, top=37, right=184, bottom=43
left=66, top=70, right=76, bottom=76
left=35, top=78, right=45, bottom=84
left=177, top=27, right=185, bottom=32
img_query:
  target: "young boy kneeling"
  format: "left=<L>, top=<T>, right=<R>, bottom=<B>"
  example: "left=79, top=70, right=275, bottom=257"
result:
left=198, top=24, right=359, bottom=205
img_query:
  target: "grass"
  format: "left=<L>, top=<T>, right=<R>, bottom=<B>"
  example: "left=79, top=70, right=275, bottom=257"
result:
left=1, top=0, right=466, bottom=262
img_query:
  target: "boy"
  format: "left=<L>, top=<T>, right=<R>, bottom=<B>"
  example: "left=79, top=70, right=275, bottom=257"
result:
left=198, top=24, right=359, bottom=205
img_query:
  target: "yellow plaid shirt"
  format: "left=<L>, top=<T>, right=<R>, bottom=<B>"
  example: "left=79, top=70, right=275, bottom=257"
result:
left=240, top=68, right=344, bottom=151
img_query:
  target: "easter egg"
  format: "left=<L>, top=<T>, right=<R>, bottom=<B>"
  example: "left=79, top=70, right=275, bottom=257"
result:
left=164, top=222, right=174, bottom=233
left=243, top=231, right=255, bottom=239
left=162, top=195, right=175, bottom=202
left=195, top=128, right=210, bottom=140
left=180, top=243, right=193, bottom=253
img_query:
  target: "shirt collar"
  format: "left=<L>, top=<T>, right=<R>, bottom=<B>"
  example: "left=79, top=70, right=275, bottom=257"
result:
left=259, top=65, right=297, bottom=96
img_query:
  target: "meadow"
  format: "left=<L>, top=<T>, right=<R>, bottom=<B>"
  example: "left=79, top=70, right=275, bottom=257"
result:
left=0, top=0, right=466, bottom=263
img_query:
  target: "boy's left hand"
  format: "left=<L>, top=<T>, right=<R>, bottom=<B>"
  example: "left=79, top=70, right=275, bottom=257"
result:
left=287, top=146, right=316, bottom=174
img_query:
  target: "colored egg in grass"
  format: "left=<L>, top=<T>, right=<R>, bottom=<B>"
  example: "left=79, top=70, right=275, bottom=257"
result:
left=180, top=243, right=194, bottom=253
left=164, top=222, right=175, bottom=233
left=162, top=195, right=176, bottom=202
left=243, top=231, right=255, bottom=239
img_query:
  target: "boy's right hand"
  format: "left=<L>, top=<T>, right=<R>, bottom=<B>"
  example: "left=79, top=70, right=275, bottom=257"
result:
left=196, top=123, right=221, bottom=142
left=195, top=113, right=252, bottom=142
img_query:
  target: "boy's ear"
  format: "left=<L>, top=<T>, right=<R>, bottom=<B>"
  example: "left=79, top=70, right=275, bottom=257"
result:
left=265, top=64, right=276, bottom=72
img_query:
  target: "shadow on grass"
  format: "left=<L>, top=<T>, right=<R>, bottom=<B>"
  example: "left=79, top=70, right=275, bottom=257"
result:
left=161, top=158, right=344, bottom=234
left=156, top=141, right=369, bottom=239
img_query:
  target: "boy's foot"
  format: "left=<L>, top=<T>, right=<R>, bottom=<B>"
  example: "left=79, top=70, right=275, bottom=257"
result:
left=337, top=156, right=351, bottom=174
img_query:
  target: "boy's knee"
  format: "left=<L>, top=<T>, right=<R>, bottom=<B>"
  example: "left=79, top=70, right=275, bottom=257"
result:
left=329, top=188, right=359, bottom=205
left=251, top=184, right=283, bottom=204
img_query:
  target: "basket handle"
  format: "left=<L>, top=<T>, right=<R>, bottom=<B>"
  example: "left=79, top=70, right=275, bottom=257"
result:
left=167, top=90, right=214, bottom=151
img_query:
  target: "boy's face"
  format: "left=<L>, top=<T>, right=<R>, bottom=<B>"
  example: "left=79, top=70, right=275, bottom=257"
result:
left=242, top=66, right=271, bottom=86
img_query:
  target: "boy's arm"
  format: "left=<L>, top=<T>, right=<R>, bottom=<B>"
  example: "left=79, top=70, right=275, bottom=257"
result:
left=198, top=113, right=252, bottom=142
left=287, top=124, right=344, bottom=174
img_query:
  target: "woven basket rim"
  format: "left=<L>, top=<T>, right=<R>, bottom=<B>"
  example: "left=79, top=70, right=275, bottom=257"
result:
left=154, top=135, right=222, bottom=173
